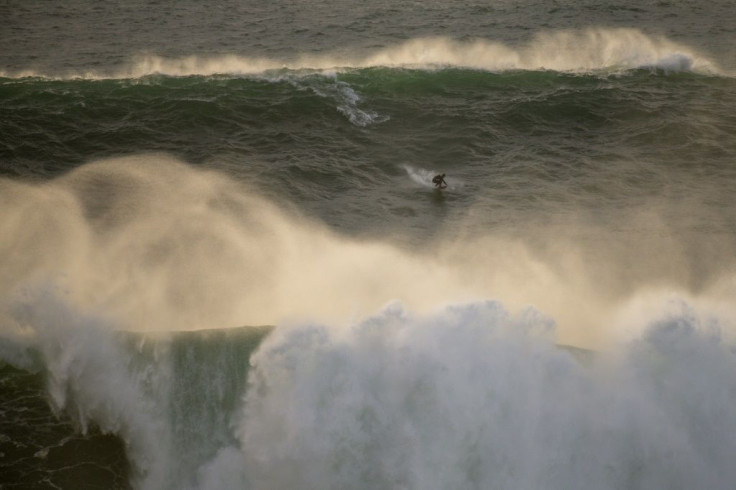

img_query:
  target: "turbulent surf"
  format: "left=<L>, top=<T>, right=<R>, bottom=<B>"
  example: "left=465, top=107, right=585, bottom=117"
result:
left=2, top=0, right=736, bottom=488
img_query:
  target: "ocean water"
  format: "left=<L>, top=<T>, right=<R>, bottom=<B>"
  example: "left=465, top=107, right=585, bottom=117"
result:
left=2, top=0, right=736, bottom=488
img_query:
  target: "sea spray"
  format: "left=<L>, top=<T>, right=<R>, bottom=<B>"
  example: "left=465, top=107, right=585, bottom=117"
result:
left=3, top=157, right=736, bottom=488
left=5, top=279, right=736, bottom=488
left=7, top=284, right=172, bottom=489
left=2, top=1, right=736, bottom=488
left=0, top=28, right=720, bottom=80
left=211, top=300, right=736, bottom=490
left=288, top=73, right=389, bottom=127
left=6, top=242, right=736, bottom=489
left=0, top=155, right=489, bottom=338
left=4, top=282, right=269, bottom=489
left=2, top=154, right=735, bottom=347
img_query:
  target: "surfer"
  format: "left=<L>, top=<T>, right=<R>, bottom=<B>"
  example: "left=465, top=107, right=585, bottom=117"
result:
left=432, top=173, right=447, bottom=189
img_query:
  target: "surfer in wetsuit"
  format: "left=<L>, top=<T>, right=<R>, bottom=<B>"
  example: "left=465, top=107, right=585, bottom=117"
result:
left=432, top=173, right=447, bottom=189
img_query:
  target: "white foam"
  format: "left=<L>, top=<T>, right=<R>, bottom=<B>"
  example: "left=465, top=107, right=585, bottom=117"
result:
left=294, top=76, right=389, bottom=127
left=7, top=290, right=736, bottom=489
left=3, top=156, right=736, bottom=488
left=404, top=164, right=437, bottom=188
left=134, top=29, right=717, bottom=76
left=7, top=284, right=173, bottom=489
left=403, top=165, right=457, bottom=190
left=199, top=299, right=736, bottom=490
left=1, top=28, right=721, bottom=80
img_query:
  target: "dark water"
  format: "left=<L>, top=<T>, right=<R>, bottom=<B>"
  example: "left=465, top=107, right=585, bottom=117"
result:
left=0, top=363, right=130, bottom=488
left=3, top=69, right=735, bottom=240
left=2, top=0, right=736, bottom=488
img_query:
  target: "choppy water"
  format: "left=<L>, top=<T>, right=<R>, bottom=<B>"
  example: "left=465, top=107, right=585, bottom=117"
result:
left=2, top=0, right=736, bottom=488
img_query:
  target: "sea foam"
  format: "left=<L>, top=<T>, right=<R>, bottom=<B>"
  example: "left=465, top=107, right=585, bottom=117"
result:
left=8, top=288, right=736, bottom=490
left=117, top=29, right=721, bottom=77
left=213, top=300, right=736, bottom=490
left=0, top=28, right=720, bottom=80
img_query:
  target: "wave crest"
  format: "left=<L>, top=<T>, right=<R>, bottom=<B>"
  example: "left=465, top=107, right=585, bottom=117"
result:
left=2, top=28, right=720, bottom=80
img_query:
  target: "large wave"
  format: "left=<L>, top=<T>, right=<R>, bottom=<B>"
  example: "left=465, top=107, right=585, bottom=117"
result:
left=6, top=293, right=736, bottom=489
left=3, top=155, right=736, bottom=488
left=1, top=28, right=721, bottom=79
left=221, top=300, right=736, bottom=490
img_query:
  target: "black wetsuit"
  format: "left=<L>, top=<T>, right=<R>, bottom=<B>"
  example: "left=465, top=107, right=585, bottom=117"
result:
left=432, top=174, right=447, bottom=189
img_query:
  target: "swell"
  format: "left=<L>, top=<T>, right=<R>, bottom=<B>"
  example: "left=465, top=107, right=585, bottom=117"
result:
left=2, top=67, right=732, bottom=181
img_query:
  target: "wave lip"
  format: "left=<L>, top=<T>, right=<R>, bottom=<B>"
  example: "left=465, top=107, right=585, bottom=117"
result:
left=511, top=28, right=714, bottom=73
left=1, top=28, right=721, bottom=80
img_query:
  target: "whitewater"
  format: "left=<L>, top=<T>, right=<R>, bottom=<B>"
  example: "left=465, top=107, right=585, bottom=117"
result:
left=3, top=154, right=736, bottom=489
left=2, top=0, right=736, bottom=488
left=0, top=29, right=723, bottom=79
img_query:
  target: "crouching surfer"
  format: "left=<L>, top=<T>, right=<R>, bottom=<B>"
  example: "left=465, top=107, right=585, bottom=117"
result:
left=432, top=173, right=447, bottom=189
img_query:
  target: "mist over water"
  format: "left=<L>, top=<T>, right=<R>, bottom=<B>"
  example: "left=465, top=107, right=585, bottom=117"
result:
left=3, top=154, right=736, bottom=347
left=230, top=301, right=736, bottom=490
left=7, top=259, right=736, bottom=489
left=2, top=136, right=736, bottom=489
left=2, top=156, right=736, bottom=489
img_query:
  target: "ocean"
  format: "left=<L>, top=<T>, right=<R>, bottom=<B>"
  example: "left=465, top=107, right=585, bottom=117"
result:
left=2, top=0, right=736, bottom=488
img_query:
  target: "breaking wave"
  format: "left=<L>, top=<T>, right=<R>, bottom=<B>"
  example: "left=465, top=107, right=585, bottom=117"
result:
left=6, top=292, right=736, bottom=489
left=0, top=28, right=721, bottom=80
